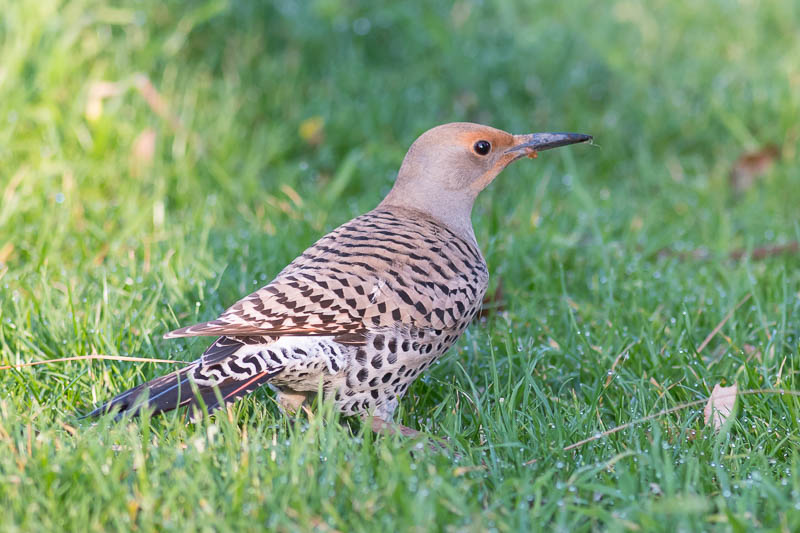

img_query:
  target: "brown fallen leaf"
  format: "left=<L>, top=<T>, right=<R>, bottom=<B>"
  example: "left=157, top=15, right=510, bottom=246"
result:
left=130, top=128, right=156, bottom=177
left=133, top=74, right=182, bottom=131
left=704, top=383, right=738, bottom=430
left=729, top=242, right=799, bottom=261
left=730, top=145, right=779, bottom=193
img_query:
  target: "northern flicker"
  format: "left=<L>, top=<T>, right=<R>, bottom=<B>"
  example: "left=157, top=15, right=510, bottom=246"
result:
left=88, top=123, right=591, bottom=428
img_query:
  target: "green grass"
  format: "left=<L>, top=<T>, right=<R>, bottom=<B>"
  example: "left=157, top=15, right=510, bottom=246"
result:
left=2, top=0, right=800, bottom=530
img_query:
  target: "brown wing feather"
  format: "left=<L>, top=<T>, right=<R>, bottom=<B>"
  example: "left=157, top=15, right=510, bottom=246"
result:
left=164, top=321, right=353, bottom=339
left=164, top=207, right=487, bottom=345
left=164, top=321, right=366, bottom=343
left=164, top=274, right=370, bottom=340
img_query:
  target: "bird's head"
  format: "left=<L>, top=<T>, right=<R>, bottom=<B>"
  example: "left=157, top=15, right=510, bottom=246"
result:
left=381, top=122, right=592, bottom=239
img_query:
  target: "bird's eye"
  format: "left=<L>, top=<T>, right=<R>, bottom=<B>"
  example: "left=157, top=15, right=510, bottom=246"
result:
left=473, top=140, right=491, bottom=156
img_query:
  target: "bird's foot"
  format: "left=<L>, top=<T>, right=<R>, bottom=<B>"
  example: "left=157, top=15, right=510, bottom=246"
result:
left=368, top=416, right=455, bottom=456
left=370, top=416, right=423, bottom=438
left=275, top=390, right=312, bottom=415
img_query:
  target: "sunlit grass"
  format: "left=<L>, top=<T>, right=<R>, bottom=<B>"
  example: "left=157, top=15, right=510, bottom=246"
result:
left=1, top=0, right=799, bottom=530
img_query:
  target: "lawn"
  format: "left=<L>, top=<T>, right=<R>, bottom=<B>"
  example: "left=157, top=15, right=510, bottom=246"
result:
left=1, top=0, right=799, bottom=530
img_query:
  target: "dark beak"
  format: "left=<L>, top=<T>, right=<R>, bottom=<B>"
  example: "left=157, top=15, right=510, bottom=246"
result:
left=507, top=132, right=593, bottom=155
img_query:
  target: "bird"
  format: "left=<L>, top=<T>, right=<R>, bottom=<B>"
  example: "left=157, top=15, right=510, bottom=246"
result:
left=87, top=122, right=591, bottom=434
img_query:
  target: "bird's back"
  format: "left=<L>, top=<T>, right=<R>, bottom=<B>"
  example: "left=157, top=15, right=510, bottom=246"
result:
left=272, top=206, right=489, bottom=333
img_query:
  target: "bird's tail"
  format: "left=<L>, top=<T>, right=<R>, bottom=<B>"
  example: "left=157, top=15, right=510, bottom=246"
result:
left=84, top=363, right=281, bottom=418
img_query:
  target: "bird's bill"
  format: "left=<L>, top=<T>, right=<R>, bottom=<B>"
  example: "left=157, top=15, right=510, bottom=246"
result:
left=507, top=132, right=593, bottom=156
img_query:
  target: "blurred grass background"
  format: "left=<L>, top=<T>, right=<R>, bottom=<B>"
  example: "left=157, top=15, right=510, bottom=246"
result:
left=1, top=0, right=799, bottom=531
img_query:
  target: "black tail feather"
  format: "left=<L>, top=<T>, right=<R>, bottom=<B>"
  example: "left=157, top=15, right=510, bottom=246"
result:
left=84, top=364, right=281, bottom=419
left=83, top=365, right=195, bottom=418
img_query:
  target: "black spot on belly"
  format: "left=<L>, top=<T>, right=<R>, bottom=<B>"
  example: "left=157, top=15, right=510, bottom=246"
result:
left=388, top=338, right=397, bottom=353
left=387, top=351, right=397, bottom=365
left=370, top=389, right=379, bottom=399
left=357, top=368, right=368, bottom=383
left=373, top=334, right=385, bottom=350
left=381, top=372, right=393, bottom=384
left=356, top=348, right=367, bottom=365
left=371, top=355, right=383, bottom=369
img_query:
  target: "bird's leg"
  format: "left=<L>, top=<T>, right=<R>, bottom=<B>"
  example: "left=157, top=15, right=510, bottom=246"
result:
left=275, top=390, right=310, bottom=415
left=368, top=416, right=455, bottom=456
left=370, top=416, right=424, bottom=438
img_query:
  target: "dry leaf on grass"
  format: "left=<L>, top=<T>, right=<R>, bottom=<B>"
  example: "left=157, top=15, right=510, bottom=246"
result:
left=133, top=74, right=182, bottom=131
left=729, top=145, right=779, bottom=193
left=704, top=383, right=738, bottom=430
left=130, top=128, right=157, bottom=176
left=729, top=242, right=799, bottom=261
